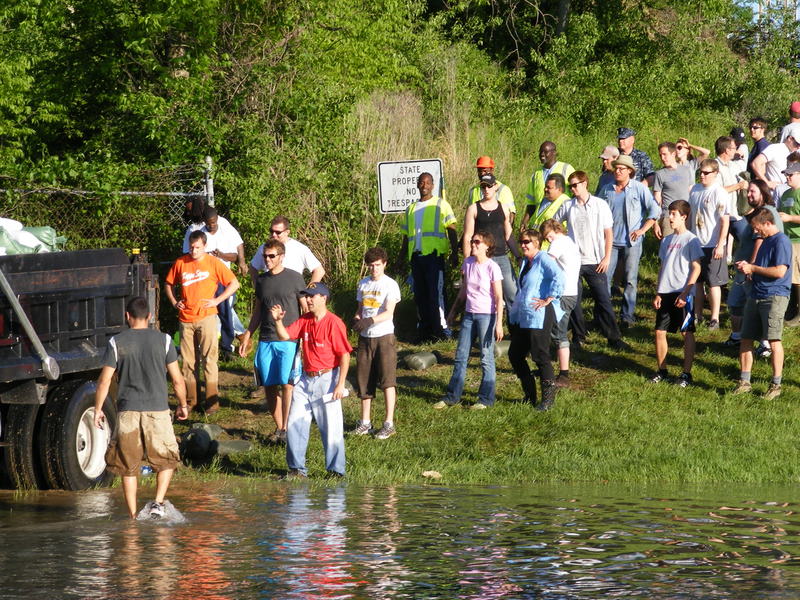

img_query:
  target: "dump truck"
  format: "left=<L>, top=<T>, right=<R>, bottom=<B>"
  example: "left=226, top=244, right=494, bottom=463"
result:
left=0, top=248, right=157, bottom=489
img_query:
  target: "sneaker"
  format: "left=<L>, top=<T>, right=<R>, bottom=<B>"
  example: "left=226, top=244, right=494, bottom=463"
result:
left=433, top=400, right=450, bottom=409
left=555, top=374, right=570, bottom=388
left=374, top=423, right=396, bottom=439
left=267, top=429, right=281, bottom=444
left=350, top=422, right=372, bottom=436
left=732, top=380, right=752, bottom=395
left=708, top=319, right=720, bottom=330
left=282, top=469, right=307, bottom=480
left=764, top=383, right=782, bottom=400
left=723, top=336, right=741, bottom=348
left=649, top=371, right=667, bottom=384
left=755, top=344, right=772, bottom=359
left=470, top=402, right=488, bottom=411
left=148, top=501, right=165, bottom=519
left=276, top=429, right=287, bottom=444
left=676, top=372, right=693, bottom=388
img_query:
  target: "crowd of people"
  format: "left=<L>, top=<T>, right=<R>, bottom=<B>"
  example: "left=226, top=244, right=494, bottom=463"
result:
left=98, top=106, right=800, bottom=501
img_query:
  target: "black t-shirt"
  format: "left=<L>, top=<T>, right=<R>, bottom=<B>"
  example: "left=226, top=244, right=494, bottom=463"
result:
left=102, top=328, right=178, bottom=412
left=256, top=268, right=306, bottom=342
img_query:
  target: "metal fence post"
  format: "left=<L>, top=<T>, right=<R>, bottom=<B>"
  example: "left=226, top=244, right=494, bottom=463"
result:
left=205, top=155, right=215, bottom=207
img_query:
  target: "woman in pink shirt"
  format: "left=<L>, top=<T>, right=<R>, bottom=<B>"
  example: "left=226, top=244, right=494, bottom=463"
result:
left=434, top=231, right=504, bottom=410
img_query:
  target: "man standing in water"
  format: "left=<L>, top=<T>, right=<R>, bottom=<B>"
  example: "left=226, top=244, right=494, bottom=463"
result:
left=94, top=296, right=188, bottom=519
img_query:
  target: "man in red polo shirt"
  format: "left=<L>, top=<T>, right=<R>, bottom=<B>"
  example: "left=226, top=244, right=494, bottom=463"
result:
left=271, top=282, right=352, bottom=478
left=165, top=230, right=239, bottom=414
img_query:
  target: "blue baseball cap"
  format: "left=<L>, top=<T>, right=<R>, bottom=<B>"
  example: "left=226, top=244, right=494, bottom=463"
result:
left=299, top=282, right=331, bottom=297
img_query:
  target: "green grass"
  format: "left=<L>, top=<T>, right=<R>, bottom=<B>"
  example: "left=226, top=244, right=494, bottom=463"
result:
left=174, top=273, right=800, bottom=487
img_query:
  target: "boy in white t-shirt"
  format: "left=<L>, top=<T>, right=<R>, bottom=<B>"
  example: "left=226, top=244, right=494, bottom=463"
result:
left=351, top=247, right=401, bottom=439
left=651, top=200, right=703, bottom=387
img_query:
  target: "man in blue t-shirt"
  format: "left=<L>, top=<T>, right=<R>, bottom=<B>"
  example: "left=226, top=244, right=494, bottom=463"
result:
left=732, top=207, right=792, bottom=399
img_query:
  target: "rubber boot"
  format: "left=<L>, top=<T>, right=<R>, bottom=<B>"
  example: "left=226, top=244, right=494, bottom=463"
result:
left=785, top=285, right=800, bottom=327
left=537, top=380, right=557, bottom=411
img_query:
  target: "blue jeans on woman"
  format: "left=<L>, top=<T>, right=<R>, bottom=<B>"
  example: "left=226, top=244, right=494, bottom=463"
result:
left=442, top=312, right=497, bottom=407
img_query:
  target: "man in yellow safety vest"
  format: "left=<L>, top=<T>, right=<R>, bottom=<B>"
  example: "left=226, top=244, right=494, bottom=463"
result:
left=521, top=141, right=574, bottom=230
left=398, top=172, right=460, bottom=343
left=530, top=174, right=570, bottom=230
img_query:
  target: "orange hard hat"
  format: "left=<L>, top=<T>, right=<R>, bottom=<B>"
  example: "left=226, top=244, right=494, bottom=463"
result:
left=475, top=156, right=495, bottom=168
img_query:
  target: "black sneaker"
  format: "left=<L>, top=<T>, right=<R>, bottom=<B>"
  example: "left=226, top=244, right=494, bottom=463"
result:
left=650, top=371, right=667, bottom=384
left=609, top=339, right=632, bottom=351
left=722, top=336, right=740, bottom=348
left=676, top=372, right=693, bottom=388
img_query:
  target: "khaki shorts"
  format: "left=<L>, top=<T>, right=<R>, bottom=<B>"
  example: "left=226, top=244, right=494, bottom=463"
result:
left=105, top=410, right=181, bottom=476
left=792, top=243, right=800, bottom=285
left=741, top=295, right=790, bottom=342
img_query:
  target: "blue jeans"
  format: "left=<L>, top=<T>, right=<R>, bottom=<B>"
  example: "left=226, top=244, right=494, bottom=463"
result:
left=286, top=369, right=345, bottom=476
left=442, top=312, right=496, bottom=406
left=607, top=244, right=643, bottom=324
left=491, top=254, right=517, bottom=314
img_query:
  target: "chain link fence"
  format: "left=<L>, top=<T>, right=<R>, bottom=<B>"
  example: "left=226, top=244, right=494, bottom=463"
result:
left=0, top=161, right=212, bottom=252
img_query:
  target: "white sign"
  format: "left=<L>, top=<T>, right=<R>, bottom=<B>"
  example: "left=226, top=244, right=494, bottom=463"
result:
left=377, top=159, right=443, bottom=214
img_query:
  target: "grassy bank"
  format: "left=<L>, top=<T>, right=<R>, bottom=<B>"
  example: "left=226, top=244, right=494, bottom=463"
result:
left=172, top=266, right=800, bottom=486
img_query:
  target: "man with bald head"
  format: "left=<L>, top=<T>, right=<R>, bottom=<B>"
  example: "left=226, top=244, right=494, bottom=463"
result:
left=521, top=141, right=573, bottom=230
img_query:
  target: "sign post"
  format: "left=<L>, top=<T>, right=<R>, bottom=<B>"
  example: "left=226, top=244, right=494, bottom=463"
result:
left=377, top=159, right=444, bottom=214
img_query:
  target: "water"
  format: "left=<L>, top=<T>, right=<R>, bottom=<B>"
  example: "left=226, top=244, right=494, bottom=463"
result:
left=2, top=481, right=800, bottom=599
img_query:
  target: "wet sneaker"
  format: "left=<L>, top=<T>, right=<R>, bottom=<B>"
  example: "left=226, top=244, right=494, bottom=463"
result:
left=650, top=371, right=667, bottom=384
left=351, top=422, right=372, bottom=436
left=374, top=423, right=396, bottom=439
left=732, top=380, right=752, bottom=395
left=676, top=372, right=693, bottom=388
left=148, top=501, right=166, bottom=519
left=755, top=344, right=772, bottom=359
left=764, top=383, right=782, bottom=400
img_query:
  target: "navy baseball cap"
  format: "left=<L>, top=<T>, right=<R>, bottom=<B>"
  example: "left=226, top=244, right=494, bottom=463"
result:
left=617, top=127, right=636, bottom=139
left=299, top=282, right=331, bottom=297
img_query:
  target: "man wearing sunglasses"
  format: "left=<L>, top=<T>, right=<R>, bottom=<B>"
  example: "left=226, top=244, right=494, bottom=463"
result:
left=239, top=239, right=306, bottom=444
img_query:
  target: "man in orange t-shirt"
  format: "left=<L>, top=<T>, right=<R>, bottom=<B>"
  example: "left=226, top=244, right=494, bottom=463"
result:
left=165, top=230, right=240, bottom=413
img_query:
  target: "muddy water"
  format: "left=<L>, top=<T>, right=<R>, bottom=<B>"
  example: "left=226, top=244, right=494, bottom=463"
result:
left=2, top=481, right=800, bottom=599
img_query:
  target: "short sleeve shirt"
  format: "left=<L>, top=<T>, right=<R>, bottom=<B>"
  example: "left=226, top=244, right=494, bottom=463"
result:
left=165, top=254, right=236, bottom=323
left=779, top=188, right=800, bottom=242
left=250, top=238, right=322, bottom=275
left=654, top=165, right=696, bottom=208
left=462, top=256, right=503, bottom=314
left=752, top=232, right=792, bottom=298
left=256, top=268, right=306, bottom=342
left=546, top=234, right=581, bottom=296
left=657, top=231, right=703, bottom=294
left=103, top=328, right=177, bottom=412
left=285, top=312, right=353, bottom=372
left=356, top=274, right=401, bottom=338
left=688, top=183, right=729, bottom=247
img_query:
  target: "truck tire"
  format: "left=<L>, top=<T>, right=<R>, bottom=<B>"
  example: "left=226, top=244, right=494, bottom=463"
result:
left=39, top=380, right=116, bottom=490
left=3, top=404, right=43, bottom=489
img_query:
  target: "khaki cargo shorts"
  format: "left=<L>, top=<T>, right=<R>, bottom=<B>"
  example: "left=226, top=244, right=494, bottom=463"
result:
left=105, top=410, right=181, bottom=476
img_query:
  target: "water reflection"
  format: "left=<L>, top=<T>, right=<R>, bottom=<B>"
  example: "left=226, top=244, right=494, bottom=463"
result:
left=2, top=483, right=800, bottom=598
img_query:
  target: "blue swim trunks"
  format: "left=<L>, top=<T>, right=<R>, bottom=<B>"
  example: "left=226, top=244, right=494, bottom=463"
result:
left=254, top=341, right=301, bottom=386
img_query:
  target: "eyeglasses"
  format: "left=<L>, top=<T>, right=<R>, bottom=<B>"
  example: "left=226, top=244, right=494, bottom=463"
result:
left=470, top=239, right=483, bottom=245
left=699, top=170, right=716, bottom=176
left=614, top=166, right=629, bottom=172
left=270, top=228, right=287, bottom=235
left=263, top=253, right=281, bottom=259
left=519, top=239, right=533, bottom=245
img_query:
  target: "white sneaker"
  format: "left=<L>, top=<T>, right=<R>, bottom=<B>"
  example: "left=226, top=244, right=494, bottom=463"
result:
left=148, top=501, right=166, bottom=519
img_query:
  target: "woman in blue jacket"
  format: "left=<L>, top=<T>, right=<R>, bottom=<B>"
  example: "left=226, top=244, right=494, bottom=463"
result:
left=508, top=229, right=565, bottom=410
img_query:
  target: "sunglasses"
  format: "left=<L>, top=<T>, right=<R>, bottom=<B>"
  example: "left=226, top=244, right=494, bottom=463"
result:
left=568, top=181, right=584, bottom=188
left=676, top=145, right=687, bottom=150
left=263, top=253, right=281, bottom=259
left=519, top=239, right=533, bottom=245
left=699, top=170, right=715, bottom=176
left=470, top=239, right=483, bottom=245
left=750, top=125, right=764, bottom=130
left=270, top=228, right=287, bottom=235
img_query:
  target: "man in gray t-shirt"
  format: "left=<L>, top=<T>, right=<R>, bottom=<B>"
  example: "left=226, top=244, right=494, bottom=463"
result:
left=95, top=296, right=188, bottom=519
left=653, top=141, right=696, bottom=239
